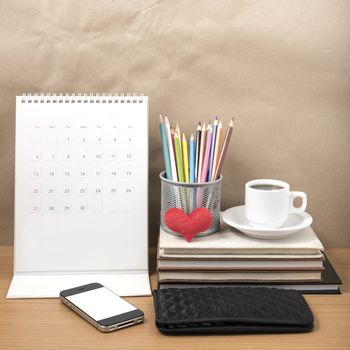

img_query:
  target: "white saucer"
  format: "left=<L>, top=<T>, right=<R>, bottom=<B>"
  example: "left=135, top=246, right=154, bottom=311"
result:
left=222, top=205, right=313, bottom=240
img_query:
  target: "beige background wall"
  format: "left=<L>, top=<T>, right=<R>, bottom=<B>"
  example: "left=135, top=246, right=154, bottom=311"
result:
left=0, top=0, right=349, bottom=247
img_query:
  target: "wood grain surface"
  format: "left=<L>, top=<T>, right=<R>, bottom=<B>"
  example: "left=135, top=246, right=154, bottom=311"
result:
left=0, top=247, right=349, bottom=350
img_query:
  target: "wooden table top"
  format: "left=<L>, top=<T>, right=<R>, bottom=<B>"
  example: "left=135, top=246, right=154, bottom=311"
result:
left=0, top=246, right=349, bottom=350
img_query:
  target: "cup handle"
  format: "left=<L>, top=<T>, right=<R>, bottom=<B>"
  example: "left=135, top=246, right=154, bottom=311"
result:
left=289, top=191, right=307, bottom=214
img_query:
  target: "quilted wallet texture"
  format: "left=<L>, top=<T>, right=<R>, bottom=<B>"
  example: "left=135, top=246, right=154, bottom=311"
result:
left=153, top=287, right=314, bottom=335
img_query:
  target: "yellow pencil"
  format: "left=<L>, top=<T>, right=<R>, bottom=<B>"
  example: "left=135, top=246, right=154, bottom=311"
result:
left=174, top=130, right=184, bottom=182
left=182, top=133, right=189, bottom=182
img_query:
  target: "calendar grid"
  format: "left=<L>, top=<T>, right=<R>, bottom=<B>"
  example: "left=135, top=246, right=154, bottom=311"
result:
left=14, top=94, right=149, bottom=274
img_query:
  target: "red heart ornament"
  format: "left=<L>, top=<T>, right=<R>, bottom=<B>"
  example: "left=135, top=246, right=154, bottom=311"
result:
left=164, top=207, right=212, bottom=242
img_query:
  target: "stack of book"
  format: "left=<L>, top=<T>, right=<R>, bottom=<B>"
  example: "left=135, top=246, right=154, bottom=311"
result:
left=157, top=223, right=342, bottom=294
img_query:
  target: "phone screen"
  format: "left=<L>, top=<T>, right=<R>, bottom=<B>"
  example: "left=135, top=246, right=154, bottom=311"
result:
left=66, top=286, right=137, bottom=322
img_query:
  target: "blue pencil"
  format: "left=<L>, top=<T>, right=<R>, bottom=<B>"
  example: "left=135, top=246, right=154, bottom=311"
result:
left=208, top=117, right=218, bottom=181
left=159, top=115, right=172, bottom=180
left=189, top=133, right=195, bottom=182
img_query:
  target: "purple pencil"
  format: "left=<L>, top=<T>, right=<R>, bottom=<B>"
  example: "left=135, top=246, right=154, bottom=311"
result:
left=200, top=125, right=213, bottom=183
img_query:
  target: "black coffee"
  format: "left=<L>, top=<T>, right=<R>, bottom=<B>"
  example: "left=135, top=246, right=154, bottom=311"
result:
left=250, top=184, right=284, bottom=191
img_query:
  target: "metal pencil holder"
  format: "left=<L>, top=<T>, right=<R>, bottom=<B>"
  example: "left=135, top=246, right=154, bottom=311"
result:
left=160, top=171, right=222, bottom=237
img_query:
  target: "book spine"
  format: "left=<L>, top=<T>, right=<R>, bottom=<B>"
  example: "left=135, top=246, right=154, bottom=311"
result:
left=157, top=267, right=325, bottom=272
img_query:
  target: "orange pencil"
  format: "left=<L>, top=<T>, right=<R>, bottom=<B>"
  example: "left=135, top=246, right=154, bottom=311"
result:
left=211, top=121, right=222, bottom=181
left=213, top=118, right=234, bottom=180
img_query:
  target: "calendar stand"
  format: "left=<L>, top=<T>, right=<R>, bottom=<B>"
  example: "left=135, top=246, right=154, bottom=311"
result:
left=7, top=94, right=151, bottom=298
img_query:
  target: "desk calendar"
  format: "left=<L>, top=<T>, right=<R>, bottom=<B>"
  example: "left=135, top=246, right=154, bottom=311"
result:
left=7, top=94, right=151, bottom=298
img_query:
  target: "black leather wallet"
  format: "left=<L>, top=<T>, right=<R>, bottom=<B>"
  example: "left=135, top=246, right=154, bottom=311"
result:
left=153, top=287, right=314, bottom=334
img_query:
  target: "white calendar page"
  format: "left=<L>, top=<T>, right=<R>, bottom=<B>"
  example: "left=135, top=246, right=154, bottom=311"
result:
left=8, top=95, right=150, bottom=298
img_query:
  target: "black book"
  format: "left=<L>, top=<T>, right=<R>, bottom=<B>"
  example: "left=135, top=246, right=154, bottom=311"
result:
left=158, top=254, right=342, bottom=294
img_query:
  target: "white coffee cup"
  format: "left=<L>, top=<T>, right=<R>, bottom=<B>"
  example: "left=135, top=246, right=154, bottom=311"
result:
left=245, top=179, right=307, bottom=228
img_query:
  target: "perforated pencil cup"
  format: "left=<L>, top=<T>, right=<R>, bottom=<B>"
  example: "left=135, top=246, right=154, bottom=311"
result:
left=160, top=171, right=222, bottom=240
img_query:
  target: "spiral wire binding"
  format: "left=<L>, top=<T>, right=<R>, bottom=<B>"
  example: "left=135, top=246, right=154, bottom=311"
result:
left=20, top=93, right=145, bottom=104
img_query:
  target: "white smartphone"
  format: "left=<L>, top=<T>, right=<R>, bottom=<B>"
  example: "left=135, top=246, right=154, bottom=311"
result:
left=60, top=282, right=144, bottom=332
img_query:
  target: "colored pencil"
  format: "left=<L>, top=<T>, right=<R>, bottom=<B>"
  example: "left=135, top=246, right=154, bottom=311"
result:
left=208, top=117, right=218, bottom=181
left=211, top=121, right=222, bottom=181
left=171, top=127, right=175, bottom=145
left=194, top=122, right=201, bottom=182
left=174, top=130, right=185, bottom=182
left=189, top=134, right=195, bottom=182
left=213, top=118, right=234, bottom=180
left=170, top=127, right=176, bottom=178
left=182, top=133, right=189, bottom=182
left=164, top=116, right=178, bottom=181
left=175, top=124, right=182, bottom=152
left=159, top=115, right=172, bottom=180
left=197, top=122, right=206, bottom=182
left=201, top=125, right=213, bottom=182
